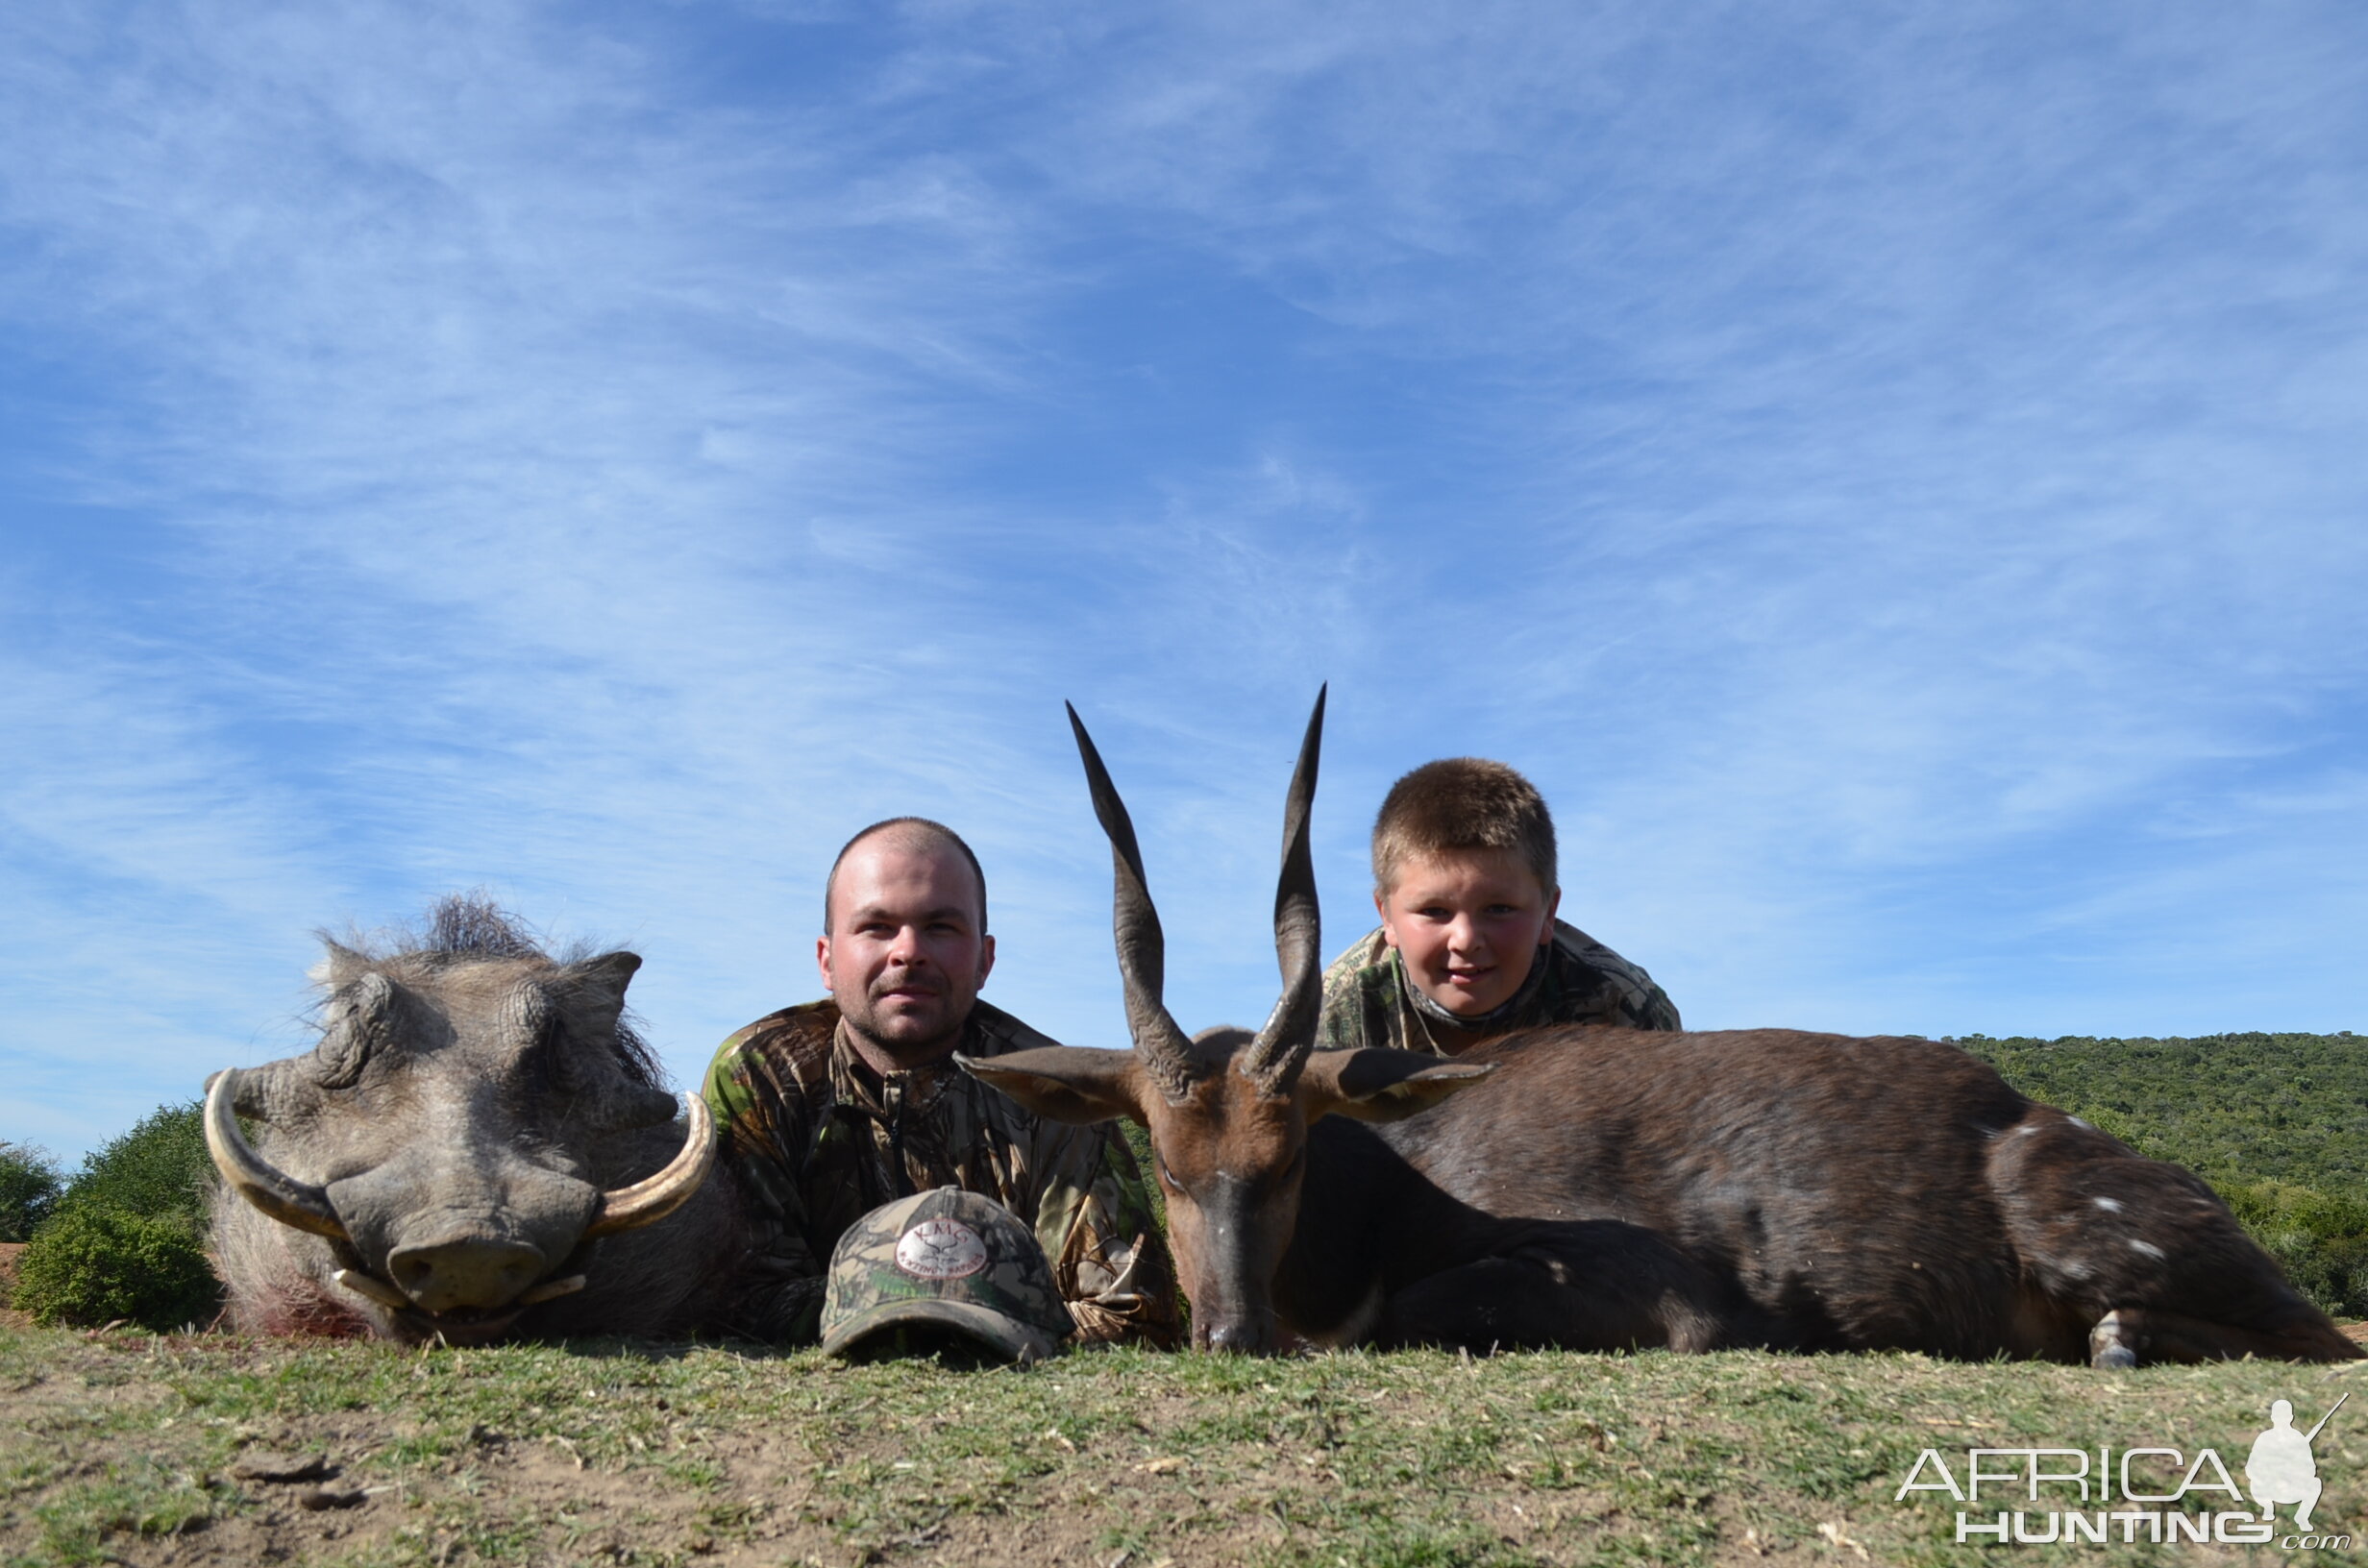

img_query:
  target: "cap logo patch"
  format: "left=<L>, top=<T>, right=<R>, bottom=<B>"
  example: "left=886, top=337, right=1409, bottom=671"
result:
left=895, top=1217, right=988, bottom=1280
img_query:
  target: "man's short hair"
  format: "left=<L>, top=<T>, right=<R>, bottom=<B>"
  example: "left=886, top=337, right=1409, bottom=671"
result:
left=1370, top=759, right=1557, bottom=897
left=824, top=817, right=989, bottom=935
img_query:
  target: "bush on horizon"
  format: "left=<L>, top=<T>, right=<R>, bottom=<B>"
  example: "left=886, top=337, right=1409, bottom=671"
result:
left=11, top=1102, right=222, bottom=1331
left=53, top=1102, right=213, bottom=1227
left=11, top=1205, right=218, bottom=1332
left=1, top=1139, right=63, bottom=1245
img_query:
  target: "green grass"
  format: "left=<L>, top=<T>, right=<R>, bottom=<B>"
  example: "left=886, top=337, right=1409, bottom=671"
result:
left=2, top=1323, right=2360, bottom=1566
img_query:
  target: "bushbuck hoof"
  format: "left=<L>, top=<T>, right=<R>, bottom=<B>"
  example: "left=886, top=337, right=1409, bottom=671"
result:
left=2089, top=1310, right=2139, bottom=1369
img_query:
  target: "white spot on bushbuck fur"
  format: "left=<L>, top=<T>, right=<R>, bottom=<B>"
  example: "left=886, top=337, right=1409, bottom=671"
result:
left=2068, top=1116, right=2092, bottom=1130
left=2128, top=1238, right=2165, bottom=1260
left=2093, top=1196, right=2123, bottom=1213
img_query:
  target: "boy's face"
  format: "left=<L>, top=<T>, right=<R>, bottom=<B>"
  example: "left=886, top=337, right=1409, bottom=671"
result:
left=1375, top=847, right=1561, bottom=1018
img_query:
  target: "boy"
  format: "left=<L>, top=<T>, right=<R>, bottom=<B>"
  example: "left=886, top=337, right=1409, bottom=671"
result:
left=1315, top=758, right=1680, bottom=1055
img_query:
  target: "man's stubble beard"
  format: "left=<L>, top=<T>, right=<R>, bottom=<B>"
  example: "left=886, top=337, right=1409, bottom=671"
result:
left=841, top=966, right=976, bottom=1068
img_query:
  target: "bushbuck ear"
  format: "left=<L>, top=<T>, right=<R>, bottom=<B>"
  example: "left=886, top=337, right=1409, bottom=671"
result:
left=1298, top=1048, right=1495, bottom=1123
left=956, top=1046, right=1147, bottom=1127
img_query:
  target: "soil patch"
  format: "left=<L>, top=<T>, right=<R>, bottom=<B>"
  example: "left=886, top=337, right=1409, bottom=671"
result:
left=4, top=1323, right=2361, bottom=1567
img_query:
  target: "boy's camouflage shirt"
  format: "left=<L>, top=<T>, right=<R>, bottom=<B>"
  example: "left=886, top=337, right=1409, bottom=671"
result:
left=1315, top=919, right=1681, bottom=1055
left=701, top=998, right=1181, bottom=1347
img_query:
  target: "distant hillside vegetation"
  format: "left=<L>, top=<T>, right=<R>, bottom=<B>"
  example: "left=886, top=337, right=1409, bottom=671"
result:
left=1955, top=1032, right=2365, bottom=1188
left=1956, top=1032, right=2366, bottom=1316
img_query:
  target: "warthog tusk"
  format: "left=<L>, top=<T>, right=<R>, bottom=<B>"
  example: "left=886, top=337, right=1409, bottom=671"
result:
left=333, top=1268, right=412, bottom=1310
left=206, top=1068, right=352, bottom=1242
left=583, top=1092, right=715, bottom=1237
left=517, top=1274, right=587, bottom=1306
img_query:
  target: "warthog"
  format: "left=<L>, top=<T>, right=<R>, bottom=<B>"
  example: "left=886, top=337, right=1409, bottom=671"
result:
left=209, top=900, right=730, bottom=1343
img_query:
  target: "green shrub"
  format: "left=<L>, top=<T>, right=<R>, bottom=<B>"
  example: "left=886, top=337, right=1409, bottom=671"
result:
left=0, top=1139, right=62, bottom=1243
left=1959, top=1032, right=2367, bottom=1191
left=8, top=1102, right=224, bottom=1330
left=57, top=1102, right=211, bottom=1226
left=1122, top=1121, right=1168, bottom=1239
left=2216, top=1178, right=2368, bottom=1319
left=12, top=1206, right=221, bottom=1331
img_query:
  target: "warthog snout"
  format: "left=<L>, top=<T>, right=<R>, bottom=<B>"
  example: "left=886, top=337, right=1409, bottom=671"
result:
left=386, top=1237, right=548, bottom=1315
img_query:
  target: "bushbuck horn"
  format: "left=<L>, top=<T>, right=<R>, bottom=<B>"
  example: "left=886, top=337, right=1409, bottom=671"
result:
left=1066, top=701, right=1201, bottom=1102
left=582, top=1092, right=717, bottom=1237
left=1240, top=686, right=1326, bottom=1097
left=205, top=1067, right=351, bottom=1241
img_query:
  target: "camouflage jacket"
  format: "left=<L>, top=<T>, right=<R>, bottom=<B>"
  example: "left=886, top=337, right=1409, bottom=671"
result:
left=701, top=999, right=1181, bottom=1348
left=1315, top=919, right=1681, bottom=1056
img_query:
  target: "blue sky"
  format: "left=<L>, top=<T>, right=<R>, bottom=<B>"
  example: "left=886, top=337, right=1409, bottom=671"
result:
left=5, top=1, right=2365, bottom=1162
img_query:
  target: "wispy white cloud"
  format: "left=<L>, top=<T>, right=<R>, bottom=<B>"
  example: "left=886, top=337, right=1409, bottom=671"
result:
left=2, top=0, right=2364, bottom=1156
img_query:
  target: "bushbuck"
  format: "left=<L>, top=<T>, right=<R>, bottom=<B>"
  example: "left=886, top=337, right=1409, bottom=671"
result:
left=961, top=693, right=2361, bottom=1366
left=208, top=899, right=729, bottom=1343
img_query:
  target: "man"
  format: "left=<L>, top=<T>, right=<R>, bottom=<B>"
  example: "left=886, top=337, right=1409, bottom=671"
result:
left=703, top=816, right=1181, bottom=1346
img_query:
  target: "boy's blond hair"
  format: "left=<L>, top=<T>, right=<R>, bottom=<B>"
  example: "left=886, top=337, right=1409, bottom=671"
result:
left=1370, top=758, right=1557, bottom=897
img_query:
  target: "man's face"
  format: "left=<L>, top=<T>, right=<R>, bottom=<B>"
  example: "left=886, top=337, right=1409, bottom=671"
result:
left=1376, top=847, right=1560, bottom=1018
left=819, top=836, right=996, bottom=1067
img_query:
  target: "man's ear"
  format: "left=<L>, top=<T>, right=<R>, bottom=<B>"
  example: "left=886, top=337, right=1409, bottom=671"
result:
left=974, top=932, right=996, bottom=988
left=957, top=1046, right=1145, bottom=1126
left=1297, top=1048, right=1494, bottom=1124
left=815, top=935, right=832, bottom=992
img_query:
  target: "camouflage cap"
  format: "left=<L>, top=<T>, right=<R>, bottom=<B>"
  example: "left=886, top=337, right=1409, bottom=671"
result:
left=820, top=1187, right=1076, bottom=1363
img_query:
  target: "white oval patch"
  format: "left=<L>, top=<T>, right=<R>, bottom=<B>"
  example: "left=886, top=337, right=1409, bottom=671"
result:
left=896, top=1218, right=988, bottom=1280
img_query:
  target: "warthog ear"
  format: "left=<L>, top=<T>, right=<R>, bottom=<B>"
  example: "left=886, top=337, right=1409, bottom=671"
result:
left=956, top=1046, right=1147, bottom=1127
left=554, top=951, right=644, bottom=1040
left=308, top=939, right=373, bottom=992
left=569, top=950, right=643, bottom=1008
left=1297, top=1049, right=1495, bottom=1124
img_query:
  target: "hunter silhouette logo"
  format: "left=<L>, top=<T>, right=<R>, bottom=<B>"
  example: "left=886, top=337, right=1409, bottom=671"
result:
left=2249, top=1393, right=2346, bottom=1532
left=894, top=1217, right=988, bottom=1281
left=1894, top=1390, right=2353, bottom=1549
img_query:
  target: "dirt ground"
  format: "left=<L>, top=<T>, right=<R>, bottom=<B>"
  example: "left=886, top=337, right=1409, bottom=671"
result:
left=10, top=1319, right=2368, bottom=1568
left=6, top=1353, right=1055, bottom=1568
